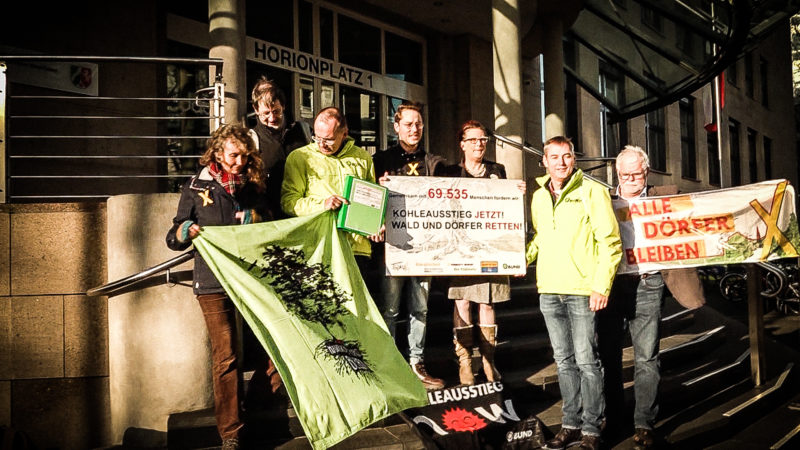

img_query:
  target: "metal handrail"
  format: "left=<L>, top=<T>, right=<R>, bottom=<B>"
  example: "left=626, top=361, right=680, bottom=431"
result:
left=491, top=132, right=615, bottom=188
left=2, top=55, right=226, bottom=202
left=86, top=251, right=193, bottom=297
left=0, top=55, right=223, bottom=67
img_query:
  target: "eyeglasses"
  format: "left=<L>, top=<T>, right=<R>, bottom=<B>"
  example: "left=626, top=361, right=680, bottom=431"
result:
left=256, top=107, right=283, bottom=120
left=312, top=136, right=337, bottom=147
left=399, top=121, right=424, bottom=130
left=618, top=171, right=647, bottom=180
left=462, top=137, right=489, bottom=146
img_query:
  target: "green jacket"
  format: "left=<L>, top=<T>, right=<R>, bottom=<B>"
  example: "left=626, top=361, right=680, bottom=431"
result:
left=281, top=137, right=376, bottom=257
left=527, top=169, right=622, bottom=296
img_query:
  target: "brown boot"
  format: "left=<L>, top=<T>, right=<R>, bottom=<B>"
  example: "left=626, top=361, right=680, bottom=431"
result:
left=478, top=324, right=500, bottom=381
left=453, top=325, right=475, bottom=385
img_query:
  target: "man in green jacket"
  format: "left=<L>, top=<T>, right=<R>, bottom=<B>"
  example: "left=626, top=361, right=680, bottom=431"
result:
left=527, top=136, right=622, bottom=450
left=281, top=106, right=378, bottom=264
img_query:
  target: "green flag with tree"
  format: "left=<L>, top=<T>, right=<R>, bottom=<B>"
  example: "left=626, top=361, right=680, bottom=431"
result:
left=192, top=211, right=428, bottom=449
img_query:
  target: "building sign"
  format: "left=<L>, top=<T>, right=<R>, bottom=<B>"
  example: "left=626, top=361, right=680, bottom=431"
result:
left=384, top=176, right=526, bottom=276
left=246, top=37, right=425, bottom=101
left=2, top=59, right=98, bottom=96
left=616, top=179, right=800, bottom=274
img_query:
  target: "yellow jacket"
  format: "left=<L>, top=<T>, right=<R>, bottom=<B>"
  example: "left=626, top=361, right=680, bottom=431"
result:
left=527, top=169, right=622, bottom=296
left=281, top=137, right=375, bottom=257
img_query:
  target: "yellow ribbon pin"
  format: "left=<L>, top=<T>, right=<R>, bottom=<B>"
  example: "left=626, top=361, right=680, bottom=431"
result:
left=199, top=189, right=214, bottom=207
left=406, top=162, right=420, bottom=176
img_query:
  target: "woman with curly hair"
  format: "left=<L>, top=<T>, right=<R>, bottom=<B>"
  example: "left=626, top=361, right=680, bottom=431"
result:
left=166, top=123, right=268, bottom=450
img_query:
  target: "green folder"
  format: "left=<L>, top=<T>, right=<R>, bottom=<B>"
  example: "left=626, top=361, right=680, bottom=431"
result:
left=336, top=175, right=388, bottom=236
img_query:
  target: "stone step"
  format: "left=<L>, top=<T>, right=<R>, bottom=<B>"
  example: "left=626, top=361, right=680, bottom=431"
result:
left=663, top=363, right=798, bottom=448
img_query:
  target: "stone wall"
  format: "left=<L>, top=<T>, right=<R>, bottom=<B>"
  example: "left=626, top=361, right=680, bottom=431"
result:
left=0, top=203, right=110, bottom=449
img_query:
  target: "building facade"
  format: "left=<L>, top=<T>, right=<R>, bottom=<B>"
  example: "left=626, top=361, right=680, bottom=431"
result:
left=1, top=1, right=796, bottom=448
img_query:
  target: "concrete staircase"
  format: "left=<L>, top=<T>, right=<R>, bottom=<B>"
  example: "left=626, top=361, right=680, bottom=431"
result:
left=164, top=275, right=800, bottom=449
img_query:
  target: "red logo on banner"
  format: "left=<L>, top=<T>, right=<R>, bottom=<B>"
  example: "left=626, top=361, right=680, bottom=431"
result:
left=442, top=407, right=488, bottom=432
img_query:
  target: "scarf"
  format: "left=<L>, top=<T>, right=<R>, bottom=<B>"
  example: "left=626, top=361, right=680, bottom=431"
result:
left=464, top=162, right=486, bottom=178
left=207, top=162, right=246, bottom=195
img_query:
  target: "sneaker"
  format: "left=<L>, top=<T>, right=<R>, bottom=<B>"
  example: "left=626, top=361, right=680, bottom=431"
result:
left=543, top=427, right=582, bottom=450
left=412, top=363, right=445, bottom=390
left=633, top=428, right=655, bottom=449
left=221, top=438, right=239, bottom=450
left=578, top=434, right=601, bottom=450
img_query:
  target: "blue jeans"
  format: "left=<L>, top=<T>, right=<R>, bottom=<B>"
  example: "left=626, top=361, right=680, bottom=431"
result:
left=539, top=294, right=605, bottom=436
left=380, top=276, right=431, bottom=365
left=599, top=273, right=663, bottom=430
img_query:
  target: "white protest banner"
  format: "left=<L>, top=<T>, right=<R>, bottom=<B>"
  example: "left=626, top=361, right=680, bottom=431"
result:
left=384, top=176, right=526, bottom=276
left=616, top=179, right=800, bottom=274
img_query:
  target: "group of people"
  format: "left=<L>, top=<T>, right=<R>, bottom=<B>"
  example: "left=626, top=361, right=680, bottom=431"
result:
left=528, top=140, right=706, bottom=450
left=166, top=76, right=706, bottom=450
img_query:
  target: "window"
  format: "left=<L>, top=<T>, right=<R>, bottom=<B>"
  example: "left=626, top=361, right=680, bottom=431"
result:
left=679, top=98, right=696, bottom=179
left=745, top=53, right=754, bottom=98
left=298, top=0, right=313, bottom=53
left=564, top=38, right=580, bottom=150
left=385, top=97, right=404, bottom=148
left=247, top=0, right=292, bottom=47
left=747, top=128, right=757, bottom=183
left=599, top=66, right=626, bottom=157
left=319, top=7, right=334, bottom=59
left=764, top=136, right=772, bottom=179
left=760, top=57, right=769, bottom=107
left=641, top=5, right=662, bottom=33
left=646, top=107, right=666, bottom=171
left=385, top=32, right=423, bottom=85
left=675, top=24, right=699, bottom=61
left=727, top=59, right=738, bottom=86
left=729, top=119, right=741, bottom=186
left=166, top=41, right=211, bottom=192
left=707, top=133, right=720, bottom=186
left=338, top=15, right=381, bottom=73
left=340, top=86, right=378, bottom=154
left=565, top=75, right=580, bottom=151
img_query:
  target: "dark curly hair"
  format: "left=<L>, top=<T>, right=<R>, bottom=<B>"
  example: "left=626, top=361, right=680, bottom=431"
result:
left=200, top=124, right=265, bottom=191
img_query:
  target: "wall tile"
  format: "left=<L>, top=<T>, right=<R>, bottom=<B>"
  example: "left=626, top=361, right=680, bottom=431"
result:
left=0, top=298, right=9, bottom=379
left=11, top=296, right=64, bottom=379
left=65, top=295, right=108, bottom=377
left=0, top=381, right=9, bottom=427
left=0, top=213, right=9, bottom=296
left=10, top=209, right=106, bottom=296
left=12, top=377, right=111, bottom=450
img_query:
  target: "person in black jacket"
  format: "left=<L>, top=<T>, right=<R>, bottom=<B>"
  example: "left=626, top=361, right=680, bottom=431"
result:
left=373, top=101, right=446, bottom=390
left=166, top=124, right=268, bottom=450
left=250, top=77, right=311, bottom=219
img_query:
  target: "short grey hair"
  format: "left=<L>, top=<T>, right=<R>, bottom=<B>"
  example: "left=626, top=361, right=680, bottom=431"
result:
left=616, top=145, right=649, bottom=170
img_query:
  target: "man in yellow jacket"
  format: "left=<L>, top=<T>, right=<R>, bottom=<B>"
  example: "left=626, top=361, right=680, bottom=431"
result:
left=281, top=107, right=379, bottom=268
left=527, top=136, right=622, bottom=450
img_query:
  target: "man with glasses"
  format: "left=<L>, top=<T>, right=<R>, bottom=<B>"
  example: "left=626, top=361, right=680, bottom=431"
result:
left=527, top=136, right=622, bottom=450
left=598, top=145, right=705, bottom=449
left=281, top=107, right=379, bottom=270
left=250, top=77, right=311, bottom=218
left=373, top=101, right=446, bottom=389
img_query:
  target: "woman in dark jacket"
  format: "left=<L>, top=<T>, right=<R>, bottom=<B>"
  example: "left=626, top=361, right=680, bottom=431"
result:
left=166, top=124, right=267, bottom=450
left=443, top=120, right=525, bottom=386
